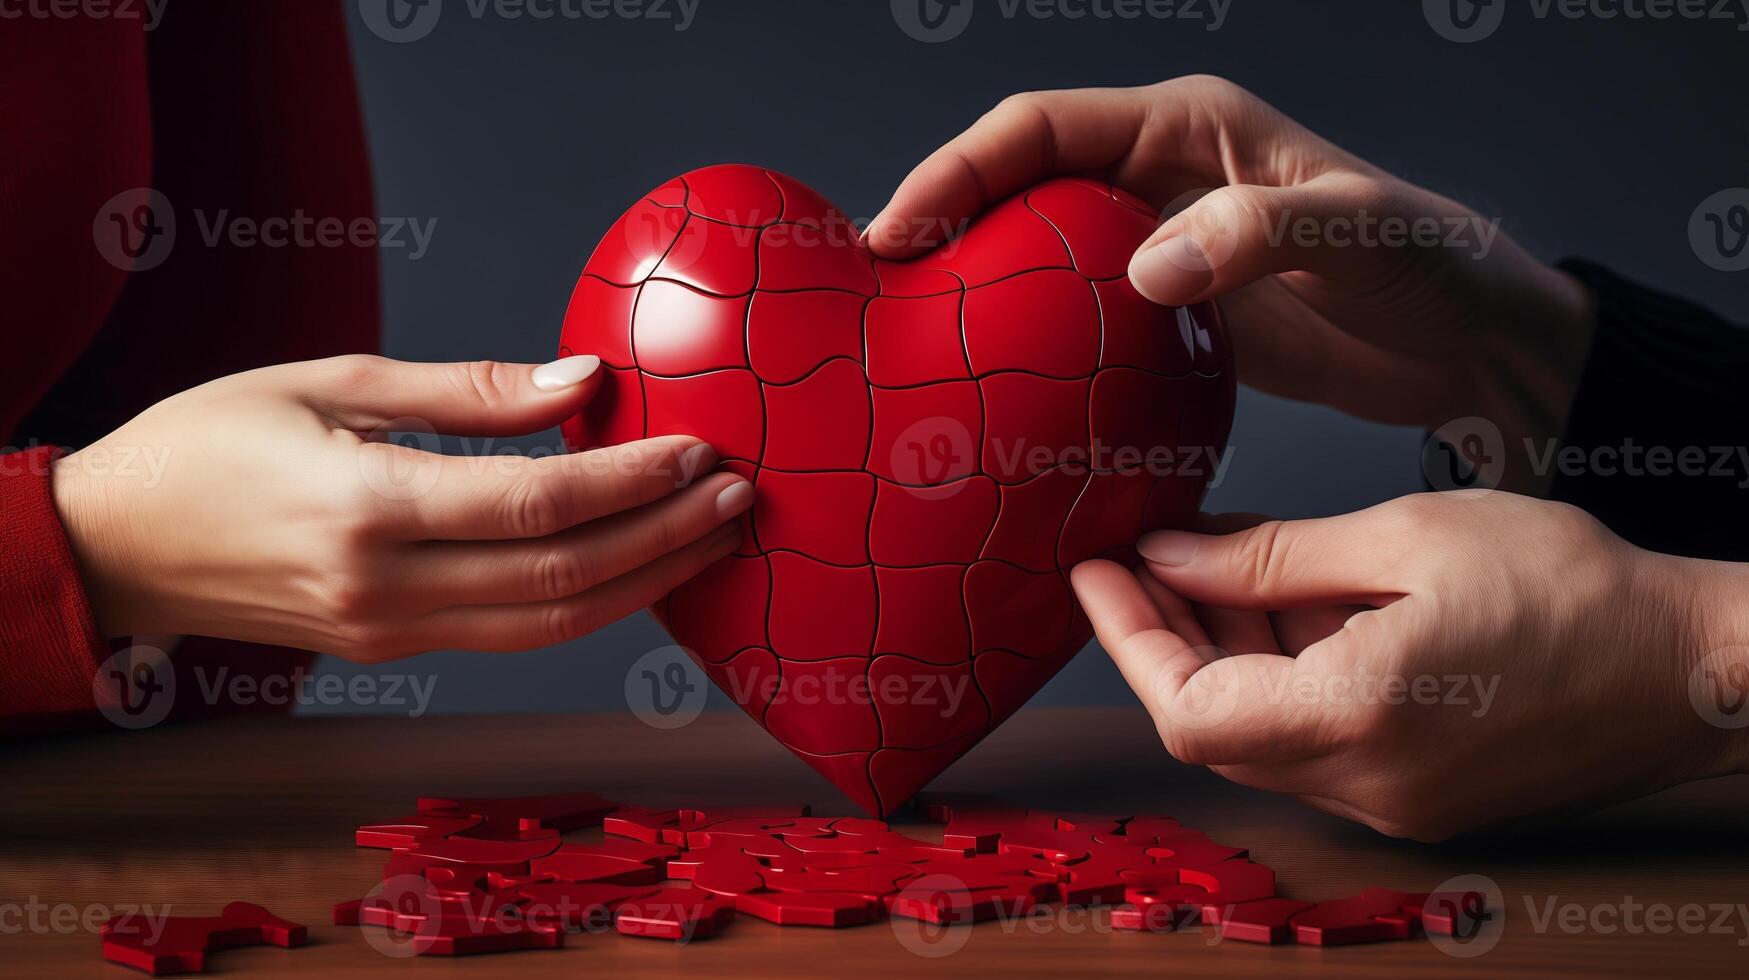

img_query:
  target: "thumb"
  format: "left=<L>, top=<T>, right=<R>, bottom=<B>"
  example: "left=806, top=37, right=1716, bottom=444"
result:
left=1126, top=172, right=1389, bottom=306
left=1137, top=505, right=1416, bottom=610
left=304, top=353, right=603, bottom=436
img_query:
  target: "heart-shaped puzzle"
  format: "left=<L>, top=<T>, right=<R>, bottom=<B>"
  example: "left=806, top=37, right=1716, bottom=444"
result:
left=560, top=165, right=1234, bottom=816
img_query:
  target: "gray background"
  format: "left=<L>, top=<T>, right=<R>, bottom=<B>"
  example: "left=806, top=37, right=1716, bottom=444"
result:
left=307, top=0, right=1749, bottom=715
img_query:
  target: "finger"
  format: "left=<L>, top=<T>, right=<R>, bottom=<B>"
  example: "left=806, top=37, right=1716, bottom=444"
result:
left=1126, top=172, right=1398, bottom=307
left=394, top=471, right=753, bottom=608
left=1188, top=511, right=1368, bottom=653
left=1153, top=653, right=1358, bottom=766
left=1076, top=560, right=1352, bottom=766
left=1136, top=503, right=1419, bottom=610
left=1170, top=597, right=1430, bottom=766
left=1135, top=571, right=1213, bottom=652
left=374, top=435, right=716, bottom=541
left=1193, top=603, right=1282, bottom=657
left=865, top=87, right=1158, bottom=258
left=409, top=522, right=742, bottom=653
left=1072, top=559, right=1213, bottom=702
left=305, top=353, right=605, bottom=436
left=867, top=77, right=1341, bottom=261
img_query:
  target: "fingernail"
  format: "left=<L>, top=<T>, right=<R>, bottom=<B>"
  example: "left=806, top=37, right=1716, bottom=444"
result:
left=1128, top=235, right=1215, bottom=305
left=677, top=443, right=717, bottom=486
left=531, top=354, right=601, bottom=391
left=1138, top=530, right=1202, bottom=566
left=715, top=479, right=754, bottom=519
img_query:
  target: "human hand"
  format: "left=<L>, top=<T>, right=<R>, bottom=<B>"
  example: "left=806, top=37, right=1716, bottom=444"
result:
left=1070, top=491, right=1749, bottom=841
left=866, top=76, right=1598, bottom=493
left=49, top=354, right=753, bottom=661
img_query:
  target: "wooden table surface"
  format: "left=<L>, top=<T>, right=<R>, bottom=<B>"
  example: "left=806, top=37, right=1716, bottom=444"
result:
left=2, top=706, right=1745, bottom=977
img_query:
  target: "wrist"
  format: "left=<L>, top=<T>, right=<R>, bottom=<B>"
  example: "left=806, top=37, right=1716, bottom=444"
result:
left=1663, top=553, right=1749, bottom=778
left=48, top=452, right=146, bottom=639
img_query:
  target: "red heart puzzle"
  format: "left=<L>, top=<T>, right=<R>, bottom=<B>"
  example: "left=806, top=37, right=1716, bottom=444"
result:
left=560, top=165, right=1234, bottom=816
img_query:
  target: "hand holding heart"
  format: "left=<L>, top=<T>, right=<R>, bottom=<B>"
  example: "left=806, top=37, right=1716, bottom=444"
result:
left=865, top=75, right=1597, bottom=496
left=51, top=355, right=752, bottom=659
left=881, top=76, right=1747, bottom=836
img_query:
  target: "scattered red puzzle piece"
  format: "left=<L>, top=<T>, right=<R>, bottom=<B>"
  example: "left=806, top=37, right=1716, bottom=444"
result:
left=325, top=789, right=1511, bottom=957
left=416, top=792, right=621, bottom=839
left=1201, top=898, right=1318, bottom=944
left=101, top=902, right=306, bottom=976
left=735, top=890, right=882, bottom=927
left=1291, top=887, right=1419, bottom=946
left=355, top=811, right=483, bottom=849
left=614, top=888, right=737, bottom=942
left=515, top=881, right=662, bottom=931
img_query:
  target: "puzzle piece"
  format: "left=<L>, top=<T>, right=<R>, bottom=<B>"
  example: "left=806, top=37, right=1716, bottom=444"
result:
left=526, top=840, right=676, bottom=885
left=563, top=166, right=1236, bottom=814
left=1291, top=888, right=1419, bottom=946
left=614, top=888, right=737, bottom=942
left=515, top=881, right=662, bottom=931
left=101, top=903, right=306, bottom=976
left=334, top=789, right=1503, bottom=958
left=355, top=811, right=483, bottom=849
left=1111, top=901, right=1201, bottom=933
left=735, top=890, right=883, bottom=927
left=415, top=792, right=620, bottom=838
left=1200, top=898, right=1317, bottom=945
left=394, top=911, right=564, bottom=956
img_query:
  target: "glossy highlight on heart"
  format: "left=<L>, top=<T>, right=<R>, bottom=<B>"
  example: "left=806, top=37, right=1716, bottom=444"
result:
left=560, top=165, right=1235, bottom=816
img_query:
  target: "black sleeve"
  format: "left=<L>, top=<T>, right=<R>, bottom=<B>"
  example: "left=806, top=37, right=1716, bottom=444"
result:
left=1548, top=261, right=1749, bottom=562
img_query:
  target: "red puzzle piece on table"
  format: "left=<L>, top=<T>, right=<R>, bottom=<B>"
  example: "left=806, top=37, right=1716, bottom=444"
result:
left=340, top=876, right=558, bottom=957
left=614, top=887, right=737, bottom=942
left=416, top=792, right=620, bottom=839
left=393, top=912, right=564, bottom=957
left=562, top=165, right=1234, bottom=816
left=1201, top=898, right=1317, bottom=945
left=515, top=881, right=662, bottom=931
left=735, top=890, right=883, bottom=927
left=101, top=902, right=306, bottom=976
left=355, top=811, right=484, bottom=849
left=336, top=789, right=1492, bottom=956
left=526, top=840, right=677, bottom=885
left=1399, top=887, right=1493, bottom=938
left=1291, top=888, right=1420, bottom=946
left=1111, top=901, right=1202, bottom=933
